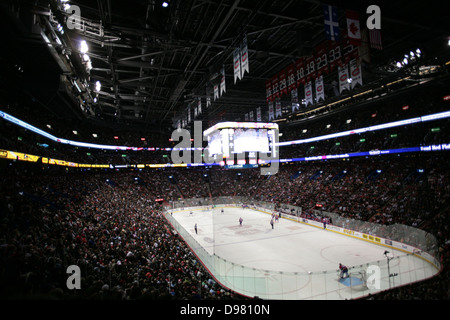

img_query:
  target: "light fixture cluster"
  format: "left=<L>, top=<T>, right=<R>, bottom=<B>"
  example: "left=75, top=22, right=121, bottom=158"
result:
left=395, top=48, right=422, bottom=69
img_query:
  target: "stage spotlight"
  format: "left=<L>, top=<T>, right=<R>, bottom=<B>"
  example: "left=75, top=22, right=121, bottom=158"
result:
left=162, top=1, right=169, bottom=7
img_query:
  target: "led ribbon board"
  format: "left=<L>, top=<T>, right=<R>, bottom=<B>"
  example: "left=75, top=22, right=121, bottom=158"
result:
left=277, top=110, right=450, bottom=147
left=1, top=110, right=449, bottom=151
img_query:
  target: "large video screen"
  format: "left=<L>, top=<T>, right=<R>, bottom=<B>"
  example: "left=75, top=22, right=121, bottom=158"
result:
left=232, top=128, right=270, bottom=153
left=207, top=131, right=222, bottom=156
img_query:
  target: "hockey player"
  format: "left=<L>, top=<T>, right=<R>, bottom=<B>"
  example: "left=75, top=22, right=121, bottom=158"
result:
left=239, top=217, right=243, bottom=226
left=339, top=263, right=349, bottom=279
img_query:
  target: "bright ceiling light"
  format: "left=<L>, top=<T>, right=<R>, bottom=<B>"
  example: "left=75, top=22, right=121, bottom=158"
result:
left=95, top=81, right=101, bottom=92
left=162, top=1, right=169, bottom=7
left=80, top=40, right=88, bottom=54
left=415, top=48, right=421, bottom=57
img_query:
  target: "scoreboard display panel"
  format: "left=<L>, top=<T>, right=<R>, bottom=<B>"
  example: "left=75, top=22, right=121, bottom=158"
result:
left=203, top=122, right=279, bottom=164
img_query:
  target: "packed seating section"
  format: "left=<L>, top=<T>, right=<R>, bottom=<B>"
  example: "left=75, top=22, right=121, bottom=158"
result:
left=0, top=85, right=449, bottom=300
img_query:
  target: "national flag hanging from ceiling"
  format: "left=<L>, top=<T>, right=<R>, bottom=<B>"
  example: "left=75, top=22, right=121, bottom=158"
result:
left=369, top=29, right=383, bottom=50
left=345, top=10, right=361, bottom=46
left=323, top=4, right=340, bottom=42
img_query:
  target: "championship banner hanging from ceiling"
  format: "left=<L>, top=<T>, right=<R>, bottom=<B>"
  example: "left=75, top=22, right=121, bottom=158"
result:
left=220, top=66, right=226, bottom=96
left=240, top=36, right=249, bottom=77
left=256, top=107, right=261, bottom=122
left=315, top=75, right=325, bottom=103
left=304, top=81, right=313, bottom=107
left=275, top=98, right=282, bottom=118
left=338, top=64, right=350, bottom=93
left=214, top=84, right=219, bottom=101
left=264, top=4, right=368, bottom=114
left=268, top=100, right=274, bottom=120
left=197, top=97, right=202, bottom=116
left=291, top=87, right=299, bottom=112
left=233, top=47, right=242, bottom=84
left=349, top=58, right=363, bottom=89
left=206, top=85, right=211, bottom=108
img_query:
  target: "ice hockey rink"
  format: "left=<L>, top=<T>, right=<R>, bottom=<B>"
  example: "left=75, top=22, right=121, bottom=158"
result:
left=167, top=206, right=439, bottom=300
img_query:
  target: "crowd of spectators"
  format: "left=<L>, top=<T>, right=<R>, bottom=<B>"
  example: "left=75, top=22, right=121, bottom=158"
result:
left=1, top=150, right=448, bottom=299
left=1, top=83, right=449, bottom=300
left=0, top=168, right=245, bottom=300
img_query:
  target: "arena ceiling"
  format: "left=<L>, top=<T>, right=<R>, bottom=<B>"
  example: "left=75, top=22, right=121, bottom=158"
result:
left=0, top=0, right=448, bottom=135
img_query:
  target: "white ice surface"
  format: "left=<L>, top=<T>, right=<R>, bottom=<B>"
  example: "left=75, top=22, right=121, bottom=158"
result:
left=170, top=206, right=439, bottom=299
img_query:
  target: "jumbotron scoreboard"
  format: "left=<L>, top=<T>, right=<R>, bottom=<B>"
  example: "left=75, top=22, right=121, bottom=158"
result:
left=203, top=121, right=279, bottom=167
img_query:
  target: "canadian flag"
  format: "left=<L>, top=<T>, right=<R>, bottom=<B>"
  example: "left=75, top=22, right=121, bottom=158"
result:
left=346, top=10, right=361, bottom=46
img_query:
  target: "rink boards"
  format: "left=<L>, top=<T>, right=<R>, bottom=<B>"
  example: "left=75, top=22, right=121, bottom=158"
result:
left=166, top=205, right=440, bottom=299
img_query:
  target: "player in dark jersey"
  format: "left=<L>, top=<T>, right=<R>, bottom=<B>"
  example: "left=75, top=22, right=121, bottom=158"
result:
left=339, top=263, right=349, bottom=279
